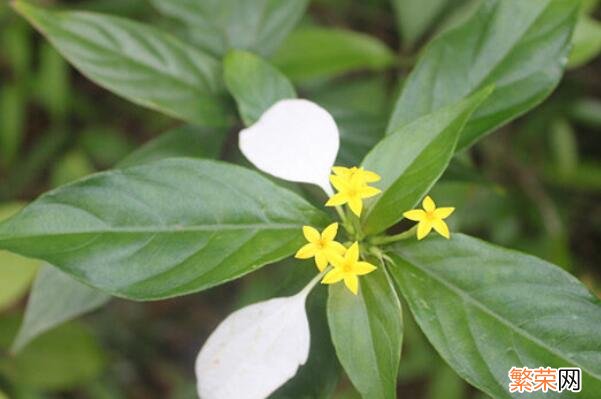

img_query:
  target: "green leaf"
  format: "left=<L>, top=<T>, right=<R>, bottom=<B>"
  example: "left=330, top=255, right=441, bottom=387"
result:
left=387, top=0, right=580, bottom=150
left=362, top=87, right=492, bottom=235
left=0, top=158, right=328, bottom=300
left=569, top=15, right=601, bottom=68
left=388, top=234, right=601, bottom=398
left=272, top=27, right=396, bottom=82
left=392, top=0, right=463, bottom=49
left=12, top=264, right=110, bottom=353
left=0, top=203, right=40, bottom=310
left=0, top=316, right=105, bottom=391
left=327, top=266, right=402, bottom=399
left=224, top=50, right=296, bottom=126
left=150, top=0, right=309, bottom=57
left=13, top=1, right=229, bottom=126
left=117, top=125, right=227, bottom=168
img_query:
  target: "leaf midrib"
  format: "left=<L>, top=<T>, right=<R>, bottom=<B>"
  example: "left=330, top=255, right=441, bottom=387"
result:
left=391, top=0, right=565, bottom=133
left=0, top=223, right=304, bottom=240
left=396, top=252, right=601, bottom=382
left=437, top=1, right=549, bottom=104
left=357, top=287, right=387, bottom=399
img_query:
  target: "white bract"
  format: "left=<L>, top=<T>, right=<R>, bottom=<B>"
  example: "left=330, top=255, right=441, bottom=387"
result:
left=239, top=99, right=339, bottom=195
left=195, top=276, right=321, bottom=399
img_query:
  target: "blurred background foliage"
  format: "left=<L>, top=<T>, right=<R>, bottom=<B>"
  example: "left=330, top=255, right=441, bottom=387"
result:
left=0, top=0, right=599, bottom=398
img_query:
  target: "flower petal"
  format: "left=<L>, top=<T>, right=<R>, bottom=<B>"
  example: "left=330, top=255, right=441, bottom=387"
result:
left=239, top=99, right=339, bottom=195
left=346, top=242, right=360, bottom=263
left=359, top=185, right=381, bottom=199
left=315, top=252, right=328, bottom=271
left=354, top=261, right=377, bottom=275
left=196, top=289, right=311, bottom=399
left=434, top=207, right=455, bottom=219
left=322, top=268, right=344, bottom=284
left=344, top=275, right=359, bottom=295
left=417, top=220, right=433, bottom=240
left=328, top=241, right=347, bottom=255
left=403, top=209, right=426, bottom=221
left=325, top=193, right=348, bottom=207
left=348, top=197, right=363, bottom=216
left=328, top=252, right=345, bottom=269
left=432, top=219, right=451, bottom=239
left=321, top=222, right=338, bottom=241
left=302, top=226, right=320, bottom=243
left=329, top=175, right=349, bottom=192
left=332, top=166, right=352, bottom=177
left=359, top=169, right=381, bottom=183
left=295, top=243, right=316, bottom=259
left=422, top=196, right=436, bottom=212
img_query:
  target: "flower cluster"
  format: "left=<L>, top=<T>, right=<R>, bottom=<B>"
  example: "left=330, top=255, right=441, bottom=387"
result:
left=197, top=99, right=459, bottom=398
left=295, top=166, right=383, bottom=294
left=295, top=222, right=376, bottom=295
left=325, top=166, right=381, bottom=216
left=297, top=166, right=456, bottom=295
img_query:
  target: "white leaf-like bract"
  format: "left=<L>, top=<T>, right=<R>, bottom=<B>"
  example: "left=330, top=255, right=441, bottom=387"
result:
left=239, top=99, right=339, bottom=195
left=195, top=278, right=317, bottom=399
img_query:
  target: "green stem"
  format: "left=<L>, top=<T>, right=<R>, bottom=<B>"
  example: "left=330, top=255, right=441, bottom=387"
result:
left=349, top=212, right=365, bottom=241
left=369, top=226, right=417, bottom=246
left=299, top=268, right=329, bottom=298
left=335, top=206, right=354, bottom=236
left=368, top=245, right=393, bottom=264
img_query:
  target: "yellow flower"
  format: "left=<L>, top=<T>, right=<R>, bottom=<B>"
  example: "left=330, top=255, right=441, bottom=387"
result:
left=295, top=223, right=346, bottom=271
left=403, top=196, right=455, bottom=240
left=331, top=166, right=381, bottom=184
left=321, top=242, right=377, bottom=295
left=325, top=169, right=381, bottom=216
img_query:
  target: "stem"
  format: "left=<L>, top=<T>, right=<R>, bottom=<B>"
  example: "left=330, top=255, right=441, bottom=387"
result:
left=335, top=205, right=351, bottom=229
left=368, top=245, right=393, bottom=264
left=347, top=211, right=365, bottom=241
left=298, top=268, right=328, bottom=298
left=324, top=182, right=354, bottom=236
left=369, top=226, right=417, bottom=246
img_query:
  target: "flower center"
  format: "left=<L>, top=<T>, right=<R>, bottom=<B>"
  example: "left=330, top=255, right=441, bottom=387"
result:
left=341, top=261, right=353, bottom=273
left=425, top=211, right=436, bottom=221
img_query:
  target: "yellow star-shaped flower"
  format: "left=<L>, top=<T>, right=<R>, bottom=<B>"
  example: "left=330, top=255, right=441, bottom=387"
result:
left=325, top=171, right=381, bottom=217
left=403, top=196, right=455, bottom=240
left=295, top=223, right=346, bottom=271
left=331, top=166, right=381, bottom=185
left=321, top=242, right=377, bottom=295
